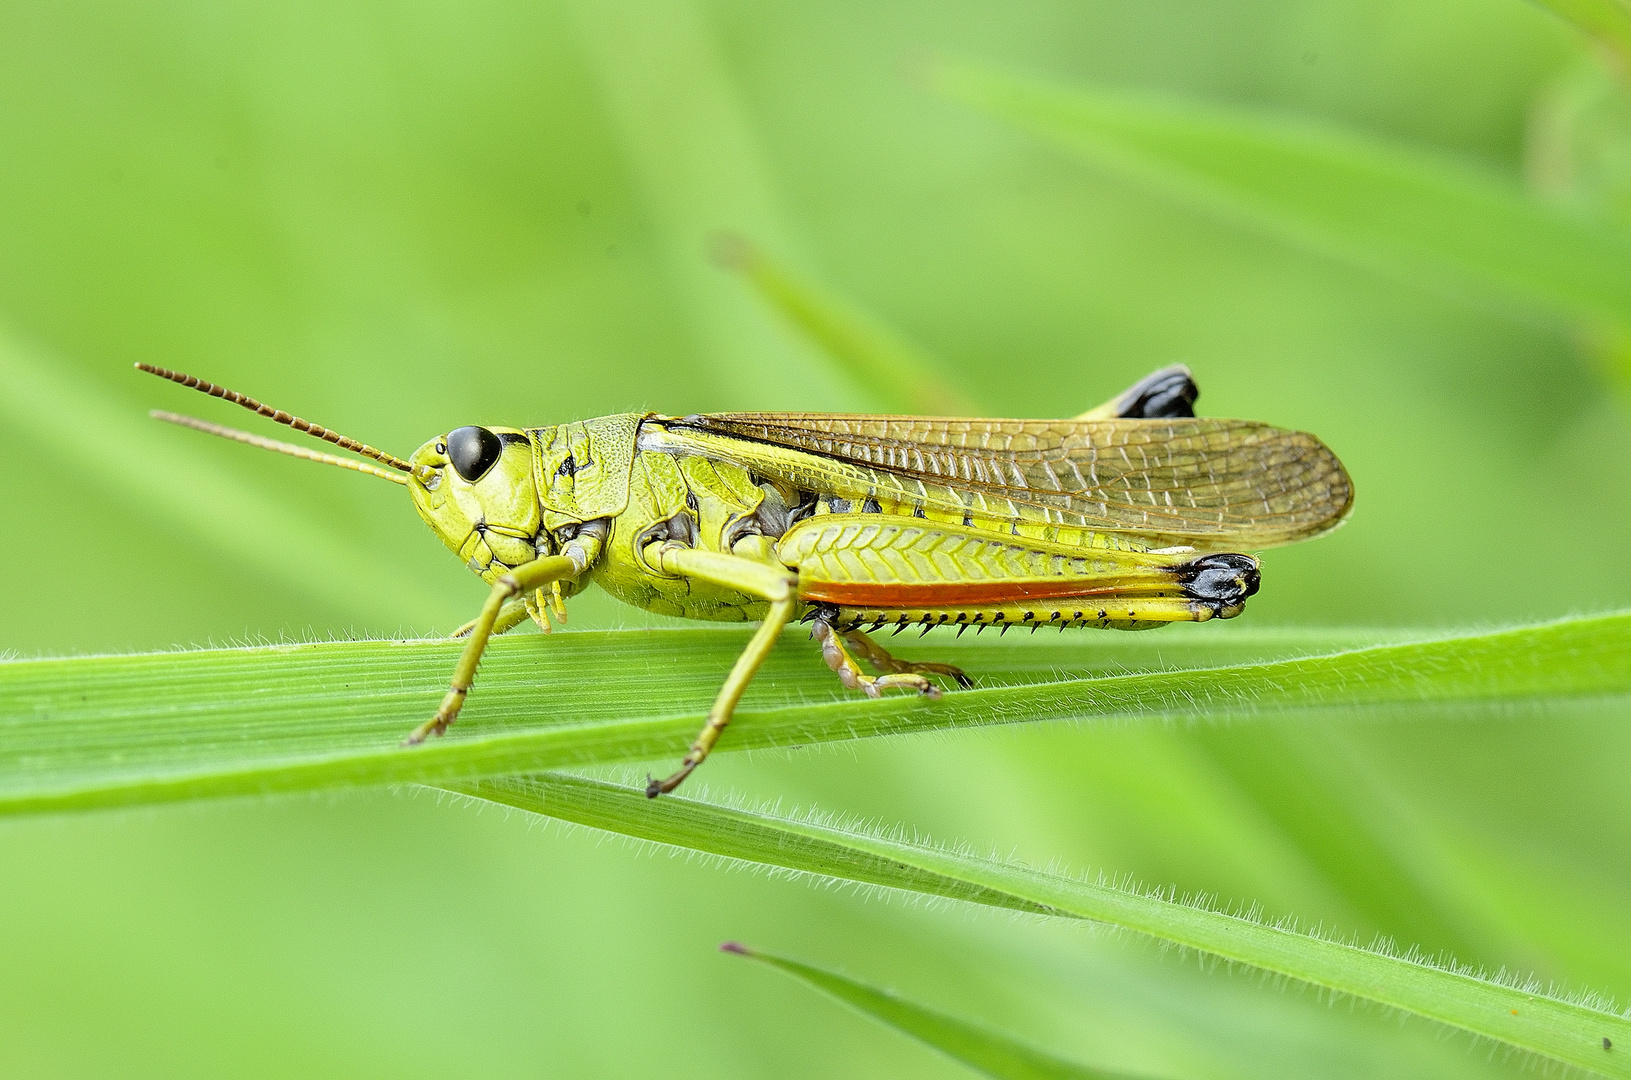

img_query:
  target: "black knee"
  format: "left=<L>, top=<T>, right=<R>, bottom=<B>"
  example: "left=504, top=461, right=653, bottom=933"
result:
left=1118, top=366, right=1199, bottom=419
left=1176, top=553, right=1260, bottom=605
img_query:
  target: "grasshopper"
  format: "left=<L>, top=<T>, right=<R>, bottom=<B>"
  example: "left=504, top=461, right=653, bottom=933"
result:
left=139, top=363, right=1351, bottom=796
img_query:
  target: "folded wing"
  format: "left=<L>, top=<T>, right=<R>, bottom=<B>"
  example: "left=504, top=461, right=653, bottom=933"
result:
left=671, top=413, right=1353, bottom=549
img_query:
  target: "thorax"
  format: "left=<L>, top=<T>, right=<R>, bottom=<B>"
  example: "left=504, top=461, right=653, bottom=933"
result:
left=588, top=435, right=779, bottom=622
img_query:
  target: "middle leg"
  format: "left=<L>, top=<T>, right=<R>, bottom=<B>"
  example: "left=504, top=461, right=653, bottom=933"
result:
left=644, top=544, right=800, bottom=798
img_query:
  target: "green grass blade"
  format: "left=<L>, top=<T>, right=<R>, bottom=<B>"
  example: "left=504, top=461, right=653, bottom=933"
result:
left=2, top=613, right=1626, bottom=816
left=714, top=232, right=977, bottom=414
left=930, top=59, right=1631, bottom=329
left=1189, top=724, right=1495, bottom=962
left=707, top=244, right=1502, bottom=968
left=453, top=772, right=1631, bottom=1078
left=1531, top=0, right=1631, bottom=67
left=722, top=942, right=1149, bottom=1080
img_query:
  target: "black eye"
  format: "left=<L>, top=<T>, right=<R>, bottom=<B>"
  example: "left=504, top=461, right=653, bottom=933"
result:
left=446, top=426, right=503, bottom=483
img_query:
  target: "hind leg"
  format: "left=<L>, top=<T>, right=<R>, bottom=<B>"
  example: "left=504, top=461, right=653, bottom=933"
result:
left=1073, top=364, right=1197, bottom=420
left=841, top=626, right=974, bottom=689
left=812, top=616, right=971, bottom=698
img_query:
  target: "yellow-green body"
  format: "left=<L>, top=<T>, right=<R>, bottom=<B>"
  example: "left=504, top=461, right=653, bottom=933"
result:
left=405, top=412, right=1295, bottom=635
left=141, top=361, right=1350, bottom=796
left=409, top=413, right=777, bottom=621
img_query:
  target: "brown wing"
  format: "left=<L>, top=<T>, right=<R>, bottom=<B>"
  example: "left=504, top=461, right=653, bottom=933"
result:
left=673, top=413, right=1353, bottom=548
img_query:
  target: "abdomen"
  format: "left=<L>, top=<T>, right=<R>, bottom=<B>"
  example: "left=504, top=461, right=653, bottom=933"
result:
left=776, top=513, right=1258, bottom=632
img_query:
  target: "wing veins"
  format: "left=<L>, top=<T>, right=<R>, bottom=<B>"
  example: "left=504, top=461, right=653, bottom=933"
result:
left=676, top=413, right=1353, bottom=546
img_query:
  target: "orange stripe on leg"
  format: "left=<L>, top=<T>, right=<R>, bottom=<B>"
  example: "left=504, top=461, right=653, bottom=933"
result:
left=799, top=578, right=1176, bottom=608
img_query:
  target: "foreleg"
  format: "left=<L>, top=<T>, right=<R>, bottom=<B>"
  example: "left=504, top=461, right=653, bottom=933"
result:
left=450, top=598, right=532, bottom=640
left=405, top=552, right=590, bottom=746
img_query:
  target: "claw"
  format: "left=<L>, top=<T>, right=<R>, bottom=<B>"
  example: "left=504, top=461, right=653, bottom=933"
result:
left=401, top=715, right=446, bottom=746
left=647, top=760, right=697, bottom=798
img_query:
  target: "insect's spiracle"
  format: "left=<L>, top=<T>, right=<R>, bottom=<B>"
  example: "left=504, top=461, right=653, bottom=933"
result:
left=135, top=363, right=421, bottom=476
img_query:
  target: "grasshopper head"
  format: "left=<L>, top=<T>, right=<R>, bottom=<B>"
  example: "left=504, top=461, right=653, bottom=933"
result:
left=408, top=426, right=544, bottom=582
left=135, top=365, right=549, bottom=585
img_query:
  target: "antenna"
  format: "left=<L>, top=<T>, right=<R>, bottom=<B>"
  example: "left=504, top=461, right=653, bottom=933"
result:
left=136, top=363, right=432, bottom=481
left=151, top=410, right=410, bottom=484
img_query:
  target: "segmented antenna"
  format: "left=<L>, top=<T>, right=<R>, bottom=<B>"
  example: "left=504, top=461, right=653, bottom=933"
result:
left=151, top=411, right=410, bottom=484
left=136, top=363, right=430, bottom=480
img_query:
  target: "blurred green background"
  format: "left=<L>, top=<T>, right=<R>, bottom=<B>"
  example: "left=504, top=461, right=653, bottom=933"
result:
left=3, top=1, right=1630, bottom=1076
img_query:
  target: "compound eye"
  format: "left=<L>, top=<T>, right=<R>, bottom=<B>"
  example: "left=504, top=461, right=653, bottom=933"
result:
left=447, top=425, right=503, bottom=483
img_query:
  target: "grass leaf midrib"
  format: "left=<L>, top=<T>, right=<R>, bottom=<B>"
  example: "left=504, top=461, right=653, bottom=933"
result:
left=0, top=613, right=1626, bottom=815
left=456, top=772, right=1631, bottom=1079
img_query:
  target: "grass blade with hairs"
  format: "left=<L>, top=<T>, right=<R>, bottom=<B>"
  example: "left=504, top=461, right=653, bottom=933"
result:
left=0, top=613, right=1626, bottom=815
left=451, top=772, right=1631, bottom=1078
left=709, top=226, right=1508, bottom=963
left=721, top=942, right=1152, bottom=1080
